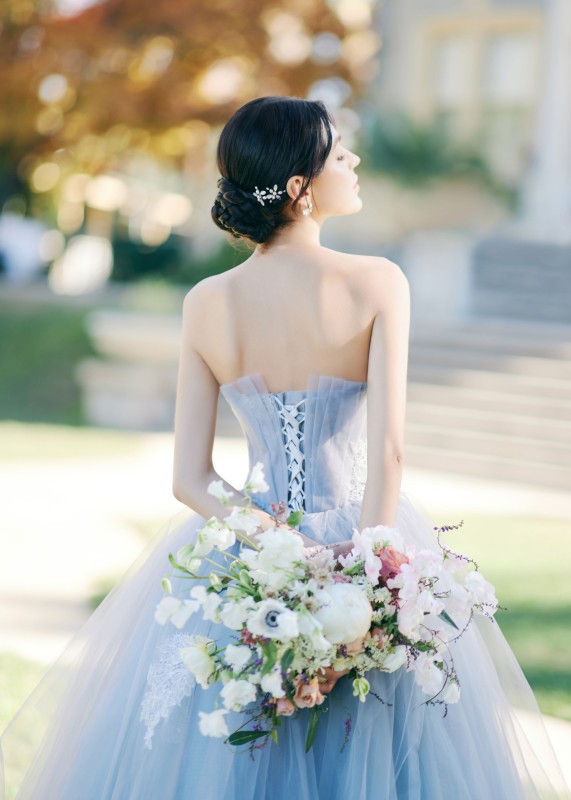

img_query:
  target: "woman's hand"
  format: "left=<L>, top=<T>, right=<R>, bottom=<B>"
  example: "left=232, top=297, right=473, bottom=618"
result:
left=331, top=539, right=354, bottom=563
left=316, top=666, right=351, bottom=694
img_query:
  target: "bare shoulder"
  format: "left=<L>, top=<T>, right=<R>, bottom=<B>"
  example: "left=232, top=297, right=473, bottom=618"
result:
left=335, top=252, right=409, bottom=310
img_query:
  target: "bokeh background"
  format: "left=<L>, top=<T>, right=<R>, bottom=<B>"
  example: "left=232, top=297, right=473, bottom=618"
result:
left=1, top=0, right=570, bottom=786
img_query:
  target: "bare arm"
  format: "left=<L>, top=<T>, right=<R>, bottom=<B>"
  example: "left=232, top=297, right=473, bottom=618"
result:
left=172, top=284, right=318, bottom=548
left=359, top=260, right=410, bottom=529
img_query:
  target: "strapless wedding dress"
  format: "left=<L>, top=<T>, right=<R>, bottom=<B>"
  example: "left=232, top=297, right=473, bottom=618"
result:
left=0, top=374, right=567, bottom=799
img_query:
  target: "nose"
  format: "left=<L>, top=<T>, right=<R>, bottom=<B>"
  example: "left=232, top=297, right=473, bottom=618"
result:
left=352, top=152, right=361, bottom=169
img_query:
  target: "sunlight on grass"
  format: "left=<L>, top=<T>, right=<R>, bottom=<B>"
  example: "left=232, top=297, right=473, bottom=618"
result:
left=0, top=422, right=146, bottom=460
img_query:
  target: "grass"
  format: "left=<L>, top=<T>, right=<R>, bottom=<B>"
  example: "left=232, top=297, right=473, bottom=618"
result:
left=0, top=297, right=95, bottom=425
left=433, top=512, right=571, bottom=720
left=0, top=421, right=145, bottom=460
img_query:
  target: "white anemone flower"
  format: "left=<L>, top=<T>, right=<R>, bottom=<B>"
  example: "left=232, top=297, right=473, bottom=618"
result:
left=247, top=599, right=300, bottom=640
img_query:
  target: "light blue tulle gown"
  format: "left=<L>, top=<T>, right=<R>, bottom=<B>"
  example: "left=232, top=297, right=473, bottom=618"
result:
left=1, top=374, right=568, bottom=799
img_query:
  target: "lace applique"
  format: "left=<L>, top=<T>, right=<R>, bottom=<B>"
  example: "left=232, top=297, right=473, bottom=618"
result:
left=347, top=437, right=368, bottom=502
left=270, top=395, right=306, bottom=512
left=140, top=633, right=196, bottom=749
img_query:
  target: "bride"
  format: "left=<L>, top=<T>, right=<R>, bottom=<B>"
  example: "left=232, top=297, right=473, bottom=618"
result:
left=1, top=95, right=568, bottom=799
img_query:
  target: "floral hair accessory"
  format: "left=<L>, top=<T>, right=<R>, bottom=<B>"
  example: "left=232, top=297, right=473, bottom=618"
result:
left=253, top=185, right=286, bottom=206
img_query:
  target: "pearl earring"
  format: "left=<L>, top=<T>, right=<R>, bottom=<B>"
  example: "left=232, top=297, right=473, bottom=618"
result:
left=302, top=198, right=313, bottom=217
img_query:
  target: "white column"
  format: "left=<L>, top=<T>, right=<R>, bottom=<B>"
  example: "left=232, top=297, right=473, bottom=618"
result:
left=517, top=0, right=571, bottom=242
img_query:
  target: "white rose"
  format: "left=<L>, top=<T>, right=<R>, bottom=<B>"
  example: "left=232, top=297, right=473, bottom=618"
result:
left=441, top=679, right=461, bottom=704
left=260, top=667, right=285, bottom=699
left=224, top=507, right=262, bottom=537
left=198, top=709, right=230, bottom=738
left=154, top=596, right=199, bottom=628
left=207, top=480, right=234, bottom=501
left=193, top=518, right=236, bottom=558
left=314, top=583, right=372, bottom=645
left=247, top=599, right=300, bottom=640
left=221, top=678, right=257, bottom=711
left=224, top=644, right=253, bottom=672
left=180, top=639, right=215, bottom=689
left=382, top=645, right=407, bottom=673
left=190, top=585, right=223, bottom=623
left=245, top=462, right=269, bottom=494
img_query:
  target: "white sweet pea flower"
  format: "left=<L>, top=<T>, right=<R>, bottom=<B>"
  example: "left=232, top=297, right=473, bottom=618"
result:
left=154, top=596, right=199, bottom=628
left=221, top=678, right=257, bottom=711
left=245, top=462, right=269, bottom=494
left=180, top=637, right=215, bottom=689
left=396, top=602, right=425, bottom=640
left=207, top=479, right=234, bottom=501
left=260, top=666, right=285, bottom=698
left=224, top=644, right=253, bottom=672
left=247, top=599, right=300, bottom=640
left=198, top=709, right=230, bottom=738
left=381, top=645, right=408, bottom=673
left=224, top=507, right=262, bottom=537
left=296, top=608, right=332, bottom=653
left=190, top=585, right=223, bottom=623
left=441, top=679, right=461, bottom=704
left=193, top=518, right=236, bottom=559
left=220, top=597, right=256, bottom=630
left=314, top=583, right=372, bottom=645
left=411, top=652, right=444, bottom=696
left=464, top=571, right=497, bottom=608
left=416, top=589, right=445, bottom=616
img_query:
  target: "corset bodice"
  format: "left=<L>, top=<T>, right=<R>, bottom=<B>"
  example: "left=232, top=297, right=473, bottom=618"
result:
left=219, top=373, right=368, bottom=515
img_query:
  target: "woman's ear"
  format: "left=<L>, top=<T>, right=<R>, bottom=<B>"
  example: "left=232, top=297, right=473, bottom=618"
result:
left=286, top=175, right=309, bottom=202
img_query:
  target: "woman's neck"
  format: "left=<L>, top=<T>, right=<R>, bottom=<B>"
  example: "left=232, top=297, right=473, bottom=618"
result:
left=257, top=216, right=323, bottom=254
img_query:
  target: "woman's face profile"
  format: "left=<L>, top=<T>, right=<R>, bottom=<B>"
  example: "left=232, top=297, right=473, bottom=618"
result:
left=309, top=125, right=362, bottom=220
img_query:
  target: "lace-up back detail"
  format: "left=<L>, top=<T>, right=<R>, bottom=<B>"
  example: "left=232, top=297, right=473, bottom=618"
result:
left=270, top=394, right=306, bottom=511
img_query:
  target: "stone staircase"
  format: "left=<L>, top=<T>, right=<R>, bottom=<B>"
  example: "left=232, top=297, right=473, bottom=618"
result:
left=405, top=320, right=571, bottom=490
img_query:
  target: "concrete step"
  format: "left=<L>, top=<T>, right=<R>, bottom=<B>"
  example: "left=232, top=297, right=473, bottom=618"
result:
left=409, top=346, right=571, bottom=381
left=405, top=422, right=571, bottom=470
left=406, top=382, right=571, bottom=421
left=409, top=364, right=571, bottom=400
left=406, top=401, right=571, bottom=444
left=404, top=443, right=571, bottom=491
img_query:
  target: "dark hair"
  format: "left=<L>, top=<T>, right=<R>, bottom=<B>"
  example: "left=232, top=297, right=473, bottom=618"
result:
left=211, top=96, right=334, bottom=245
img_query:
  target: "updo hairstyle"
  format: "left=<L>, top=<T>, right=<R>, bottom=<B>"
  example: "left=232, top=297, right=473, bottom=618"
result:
left=211, top=96, right=333, bottom=245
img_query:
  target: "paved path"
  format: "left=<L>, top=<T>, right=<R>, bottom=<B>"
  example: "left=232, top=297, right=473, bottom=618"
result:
left=1, top=433, right=569, bottom=790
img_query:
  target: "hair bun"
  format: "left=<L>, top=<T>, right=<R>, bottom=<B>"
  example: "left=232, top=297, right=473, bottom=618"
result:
left=211, top=177, right=283, bottom=245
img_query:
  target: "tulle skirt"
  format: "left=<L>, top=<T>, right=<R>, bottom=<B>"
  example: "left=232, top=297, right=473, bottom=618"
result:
left=0, top=493, right=568, bottom=800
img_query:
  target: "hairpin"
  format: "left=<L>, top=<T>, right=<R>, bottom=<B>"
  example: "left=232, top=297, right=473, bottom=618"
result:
left=253, top=185, right=286, bottom=206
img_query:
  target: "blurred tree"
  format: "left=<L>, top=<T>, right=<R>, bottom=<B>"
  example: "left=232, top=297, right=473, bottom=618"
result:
left=0, top=0, right=375, bottom=198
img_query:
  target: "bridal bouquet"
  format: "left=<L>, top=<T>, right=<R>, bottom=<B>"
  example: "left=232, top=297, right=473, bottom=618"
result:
left=155, top=463, right=498, bottom=752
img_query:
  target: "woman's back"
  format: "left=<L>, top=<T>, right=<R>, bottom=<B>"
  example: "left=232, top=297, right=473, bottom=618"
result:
left=190, top=246, right=392, bottom=391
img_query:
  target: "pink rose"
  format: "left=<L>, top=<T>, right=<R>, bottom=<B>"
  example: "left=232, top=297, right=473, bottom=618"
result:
left=293, top=676, right=326, bottom=709
left=332, top=573, right=352, bottom=583
left=379, top=546, right=409, bottom=583
left=276, top=698, right=295, bottom=717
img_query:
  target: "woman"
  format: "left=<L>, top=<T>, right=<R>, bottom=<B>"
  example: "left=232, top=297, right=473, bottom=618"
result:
left=1, top=96, right=567, bottom=799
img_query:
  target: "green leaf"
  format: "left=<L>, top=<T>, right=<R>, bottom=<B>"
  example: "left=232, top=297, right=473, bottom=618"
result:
left=227, top=729, right=269, bottom=746
left=287, top=510, right=304, bottom=527
left=305, top=707, right=320, bottom=753
left=438, top=610, right=459, bottom=630
left=261, top=641, right=278, bottom=676
left=281, top=649, right=294, bottom=672
left=271, top=728, right=279, bottom=744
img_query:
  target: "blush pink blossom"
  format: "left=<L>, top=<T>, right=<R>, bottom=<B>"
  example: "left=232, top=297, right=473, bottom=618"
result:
left=293, top=677, right=326, bottom=709
left=379, top=546, right=410, bottom=584
left=275, top=698, right=295, bottom=716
